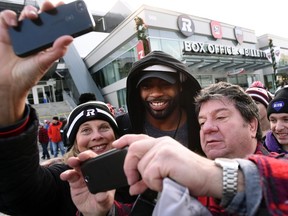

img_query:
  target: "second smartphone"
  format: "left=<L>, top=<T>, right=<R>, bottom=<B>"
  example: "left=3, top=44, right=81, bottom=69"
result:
left=81, top=147, right=129, bottom=194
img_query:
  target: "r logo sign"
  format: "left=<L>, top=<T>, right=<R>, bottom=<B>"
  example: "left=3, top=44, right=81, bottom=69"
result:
left=177, top=15, right=195, bottom=37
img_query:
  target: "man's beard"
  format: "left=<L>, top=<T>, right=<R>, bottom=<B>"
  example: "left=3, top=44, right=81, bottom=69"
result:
left=143, top=95, right=180, bottom=120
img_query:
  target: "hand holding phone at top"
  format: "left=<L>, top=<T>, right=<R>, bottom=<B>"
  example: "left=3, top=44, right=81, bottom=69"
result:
left=0, top=1, right=74, bottom=126
left=9, top=0, right=95, bottom=57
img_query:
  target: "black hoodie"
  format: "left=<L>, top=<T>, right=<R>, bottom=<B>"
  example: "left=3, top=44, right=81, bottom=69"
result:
left=116, top=50, right=204, bottom=155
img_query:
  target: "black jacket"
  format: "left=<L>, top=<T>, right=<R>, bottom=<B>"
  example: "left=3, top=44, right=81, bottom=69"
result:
left=0, top=107, right=76, bottom=216
left=0, top=107, right=135, bottom=216
left=117, top=51, right=203, bottom=155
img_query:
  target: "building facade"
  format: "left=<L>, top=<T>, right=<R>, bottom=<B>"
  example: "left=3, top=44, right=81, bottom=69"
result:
left=4, top=1, right=287, bottom=107
left=83, top=5, right=288, bottom=109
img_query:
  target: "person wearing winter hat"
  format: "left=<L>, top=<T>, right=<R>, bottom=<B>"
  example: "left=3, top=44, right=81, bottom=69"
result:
left=62, top=101, right=137, bottom=205
left=64, top=101, right=119, bottom=155
left=245, top=86, right=272, bottom=139
left=265, top=87, right=288, bottom=153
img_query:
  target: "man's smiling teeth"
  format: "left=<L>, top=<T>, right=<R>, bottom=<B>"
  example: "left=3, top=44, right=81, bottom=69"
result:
left=150, top=101, right=165, bottom=106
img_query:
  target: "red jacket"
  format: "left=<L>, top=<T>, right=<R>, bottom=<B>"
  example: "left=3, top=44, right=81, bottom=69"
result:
left=48, top=122, right=62, bottom=143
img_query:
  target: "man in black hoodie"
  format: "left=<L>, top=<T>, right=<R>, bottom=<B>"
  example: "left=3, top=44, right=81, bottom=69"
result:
left=116, top=50, right=203, bottom=155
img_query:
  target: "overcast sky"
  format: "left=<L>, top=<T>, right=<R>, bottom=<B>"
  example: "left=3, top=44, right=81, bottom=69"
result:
left=81, top=0, right=287, bottom=38
left=49, top=0, right=287, bottom=57
left=48, top=0, right=287, bottom=38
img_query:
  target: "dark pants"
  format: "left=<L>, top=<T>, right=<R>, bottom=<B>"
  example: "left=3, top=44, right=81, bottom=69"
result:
left=40, top=142, right=50, bottom=159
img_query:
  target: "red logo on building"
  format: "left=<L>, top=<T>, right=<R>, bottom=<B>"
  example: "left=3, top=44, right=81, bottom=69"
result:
left=136, top=41, right=145, bottom=60
left=210, top=21, right=222, bottom=39
left=234, top=27, right=243, bottom=45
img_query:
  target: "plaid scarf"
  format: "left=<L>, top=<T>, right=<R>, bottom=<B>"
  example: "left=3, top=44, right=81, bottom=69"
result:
left=249, top=154, right=288, bottom=215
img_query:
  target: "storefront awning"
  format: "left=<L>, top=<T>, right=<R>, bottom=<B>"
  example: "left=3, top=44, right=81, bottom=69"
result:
left=184, top=55, right=271, bottom=74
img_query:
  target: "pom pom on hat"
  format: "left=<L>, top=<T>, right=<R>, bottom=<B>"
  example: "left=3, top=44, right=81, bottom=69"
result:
left=250, top=81, right=265, bottom=89
left=65, top=101, right=118, bottom=147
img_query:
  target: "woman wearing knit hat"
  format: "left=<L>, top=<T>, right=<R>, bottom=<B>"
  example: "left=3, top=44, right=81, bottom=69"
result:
left=60, top=101, right=135, bottom=215
left=245, top=86, right=272, bottom=139
left=63, top=101, right=119, bottom=156
left=2, top=99, right=134, bottom=215
left=265, top=87, right=288, bottom=154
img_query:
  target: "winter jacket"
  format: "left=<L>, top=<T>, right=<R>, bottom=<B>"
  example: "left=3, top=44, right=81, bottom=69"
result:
left=38, top=127, right=49, bottom=144
left=48, top=121, right=62, bottom=143
left=264, top=131, right=288, bottom=154
left=116, top=50, right=203, bottom=155
left=0, top=106, right=134, bottom=216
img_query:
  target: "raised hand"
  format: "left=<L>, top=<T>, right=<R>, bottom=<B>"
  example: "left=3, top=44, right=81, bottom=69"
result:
left=60, top=150, right=115, bottom=216
left=0, top=1, right=73, bottom=126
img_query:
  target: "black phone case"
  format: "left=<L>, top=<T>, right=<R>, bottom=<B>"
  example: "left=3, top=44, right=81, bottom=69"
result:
left=9, top=0, right=95, bottom=57
left=81, top=147, right=129, bottom=194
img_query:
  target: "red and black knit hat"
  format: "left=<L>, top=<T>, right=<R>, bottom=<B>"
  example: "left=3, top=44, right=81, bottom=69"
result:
left=245, top=87, right=271, bottom=108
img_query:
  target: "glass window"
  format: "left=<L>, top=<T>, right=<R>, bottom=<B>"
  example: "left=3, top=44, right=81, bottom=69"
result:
left=103, top=63, right=116, bottom=85
left=195, top=75, right=213, bottom=88
left=279, top=48, right=288, bottom=67
left=117, top=48, right=137, bottom=79
left=116, top=88, right=127, bottom=116
left=92, top=46, right=138, bottom=88
left=161, top=39, right=182, bottom=59
left=150, top=38, right=162, bottom=51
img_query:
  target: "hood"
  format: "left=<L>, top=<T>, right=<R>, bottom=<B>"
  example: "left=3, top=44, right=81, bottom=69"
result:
left=126, top=50, right=203, bottom=154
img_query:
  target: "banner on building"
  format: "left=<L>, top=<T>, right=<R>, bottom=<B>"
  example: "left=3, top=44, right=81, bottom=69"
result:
left=264, top=47, right=281, bottom=63
left=227, top=68, right=245, bottom=76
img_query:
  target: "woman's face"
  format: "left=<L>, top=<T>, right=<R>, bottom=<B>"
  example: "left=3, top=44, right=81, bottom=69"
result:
left=76, top=119, right=116, bottom=155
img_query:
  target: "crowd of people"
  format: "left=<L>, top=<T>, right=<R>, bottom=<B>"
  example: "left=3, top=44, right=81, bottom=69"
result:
left=38, top=116, right=67, bottom=160
left=1, top=1, right=288, bottom=216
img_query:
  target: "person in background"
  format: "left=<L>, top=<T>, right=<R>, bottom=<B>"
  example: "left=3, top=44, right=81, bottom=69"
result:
left=245, top=85, right=272, bottom=139
left=38, top=122, right=50, bottom=160
left=106, top=103, right=116, bottom=117
left=116, top=50, right=203, bottom=154
left=44, top=119, right=54, bottom=155
left=265, top=86, right=288, bottom=154
left=48, top=116, right=66, bottom=157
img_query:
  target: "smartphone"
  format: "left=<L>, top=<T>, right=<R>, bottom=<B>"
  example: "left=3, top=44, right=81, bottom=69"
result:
left=9, top=0, right=95, bottom=57
left=81, top=147, right=129, bottom=194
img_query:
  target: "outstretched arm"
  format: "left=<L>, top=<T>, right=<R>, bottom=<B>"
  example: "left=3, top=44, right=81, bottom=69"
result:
left=0, top=1, right=73, bottom=127
left=113, top=134, right=244, bottom=198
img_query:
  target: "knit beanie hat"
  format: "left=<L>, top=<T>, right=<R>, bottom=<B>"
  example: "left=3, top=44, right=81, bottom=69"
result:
left=267, top=87, right=288, bottom=118
left=65, top=101, right=118, bottom=147
left=245, top=87, right=270, bottom=108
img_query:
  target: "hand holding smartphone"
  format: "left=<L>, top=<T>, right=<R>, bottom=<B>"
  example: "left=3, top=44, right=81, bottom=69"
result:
left=80, top=147, right=129, bottom=194
left=9, top=0, right=95, bottom=57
